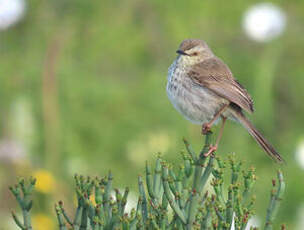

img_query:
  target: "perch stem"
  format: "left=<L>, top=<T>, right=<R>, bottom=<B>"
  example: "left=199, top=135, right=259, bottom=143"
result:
left=187, top=131, right=212, bottom=230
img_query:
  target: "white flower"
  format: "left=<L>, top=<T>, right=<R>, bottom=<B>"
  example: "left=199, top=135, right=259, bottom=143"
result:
left=0, top=0, right=25, bottom=30
left=0, top=138, right=25, bottom=163
left=295, top=140, right=304, bottom=169
left=242, top=3, right=286, bottom=42
left=231, top=213, right=260, bottom=230
left=111, top=189, right=138, bottom=213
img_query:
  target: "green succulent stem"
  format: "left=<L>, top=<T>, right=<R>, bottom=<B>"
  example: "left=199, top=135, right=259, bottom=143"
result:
left=264, top=170, right=285, bottom=230
left=187, top=131, right=212, bottom=230
left=9, top=137, right=285, bottom=230
left=9, top=177, right=36, bottom=230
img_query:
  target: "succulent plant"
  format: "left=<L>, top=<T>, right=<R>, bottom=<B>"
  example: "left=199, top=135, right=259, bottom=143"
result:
left=10, top=132, right=285, bottom=230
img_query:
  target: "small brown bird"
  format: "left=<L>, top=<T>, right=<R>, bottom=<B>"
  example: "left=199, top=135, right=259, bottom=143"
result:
left=167, top=39, right=283, bottom=163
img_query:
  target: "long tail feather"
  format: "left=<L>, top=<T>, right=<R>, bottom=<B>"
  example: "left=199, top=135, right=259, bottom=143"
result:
left=231, top=109, right=285, bottom=163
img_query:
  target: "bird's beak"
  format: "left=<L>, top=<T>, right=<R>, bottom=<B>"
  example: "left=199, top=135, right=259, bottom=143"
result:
left=176, top=50, right=189, bottom=56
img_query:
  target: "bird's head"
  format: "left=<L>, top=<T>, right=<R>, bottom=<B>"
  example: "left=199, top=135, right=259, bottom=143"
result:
left=176, top=39, right=214, bottom=65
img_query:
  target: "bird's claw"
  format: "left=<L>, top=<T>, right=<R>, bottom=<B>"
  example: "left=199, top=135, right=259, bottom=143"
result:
left=202, top=123, right=212, bottom=135
left=204, top=145, right=217, bottom=157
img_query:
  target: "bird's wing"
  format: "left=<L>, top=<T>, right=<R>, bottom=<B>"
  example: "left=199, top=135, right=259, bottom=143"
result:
left=188, top=57, right=254, bottom=113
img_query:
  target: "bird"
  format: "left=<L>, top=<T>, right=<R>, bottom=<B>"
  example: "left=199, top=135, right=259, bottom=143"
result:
left=166, top=39, right=284, bottom=163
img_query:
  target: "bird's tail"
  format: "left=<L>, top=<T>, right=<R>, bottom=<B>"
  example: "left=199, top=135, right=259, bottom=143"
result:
left=231, top=109, right=285, bottom=163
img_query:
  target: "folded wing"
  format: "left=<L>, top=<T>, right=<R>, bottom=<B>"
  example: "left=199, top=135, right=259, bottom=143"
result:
left=188, top=57, right=254, bottom=113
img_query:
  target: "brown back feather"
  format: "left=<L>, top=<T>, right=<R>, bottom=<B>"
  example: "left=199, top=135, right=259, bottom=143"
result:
left=188, top=57, right=254, bottom=113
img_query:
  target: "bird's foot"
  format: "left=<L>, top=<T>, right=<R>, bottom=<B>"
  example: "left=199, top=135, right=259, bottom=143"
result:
left=204, top=145, right=217, bottom=157
left=202, top=123, right=212, bottom=135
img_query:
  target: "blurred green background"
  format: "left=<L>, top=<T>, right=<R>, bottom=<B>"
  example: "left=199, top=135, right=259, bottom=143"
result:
left=0, top=0, right=304, bottom=229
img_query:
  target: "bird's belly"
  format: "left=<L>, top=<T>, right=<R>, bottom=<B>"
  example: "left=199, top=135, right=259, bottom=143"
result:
left=167, top=79, right=227, bottom=125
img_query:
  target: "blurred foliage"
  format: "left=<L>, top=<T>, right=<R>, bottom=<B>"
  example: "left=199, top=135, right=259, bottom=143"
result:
left=1, top=0, right=304, bottom=229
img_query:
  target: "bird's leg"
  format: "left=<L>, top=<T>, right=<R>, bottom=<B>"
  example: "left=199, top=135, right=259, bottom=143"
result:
left=201, top=103, right=229, bottom=135
left=204, top=116, right=227, bottom=157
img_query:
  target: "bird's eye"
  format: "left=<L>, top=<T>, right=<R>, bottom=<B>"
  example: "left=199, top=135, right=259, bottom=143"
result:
left=192, top=52, right=198, bottom=56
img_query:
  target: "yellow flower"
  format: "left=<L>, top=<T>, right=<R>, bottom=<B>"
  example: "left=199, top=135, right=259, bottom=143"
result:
left=32, top=214, right=55, bottom=230
left=33, top=169, right=55, bottom=194
left=90, top=193, right=96, bottom=206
